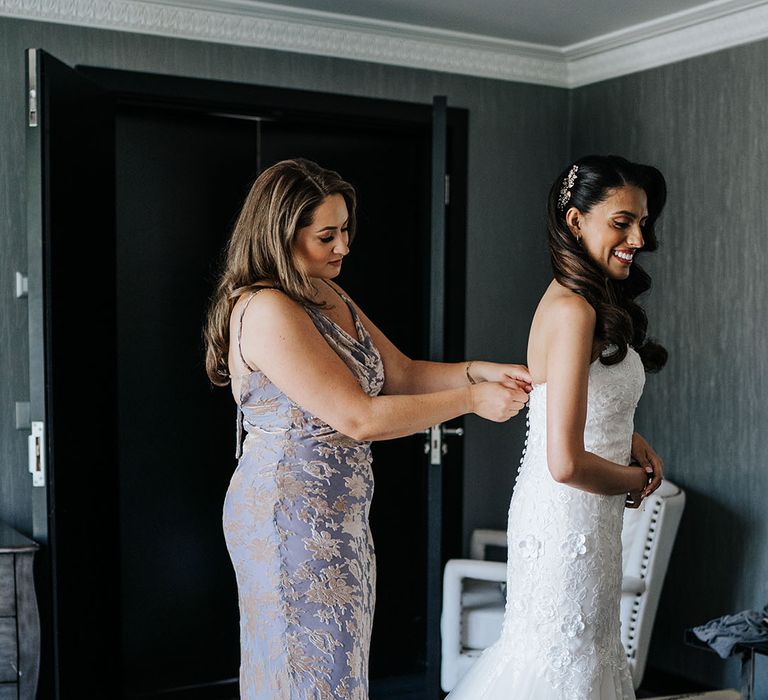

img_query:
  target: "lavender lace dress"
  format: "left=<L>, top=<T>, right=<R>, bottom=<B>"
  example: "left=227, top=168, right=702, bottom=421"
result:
left=223, top=285, right=384, bottom=700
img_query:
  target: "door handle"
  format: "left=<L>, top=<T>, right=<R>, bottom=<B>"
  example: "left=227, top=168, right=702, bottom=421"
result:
left=423, top=424, right=464, bottom=463
left=421, top=426, right=464, bottom=437
left=442, top=427, right=464, bottom=437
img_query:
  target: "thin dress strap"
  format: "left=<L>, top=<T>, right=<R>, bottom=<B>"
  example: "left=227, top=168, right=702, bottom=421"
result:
left=237, top=291, right=259, bottom=372
left=321, top=280, right=367, bottom=345
left=322, top=279, right=360, bottom=324
left=322, top=278, right=348, bottom=303
left=235, top=286, right=274, bottom=460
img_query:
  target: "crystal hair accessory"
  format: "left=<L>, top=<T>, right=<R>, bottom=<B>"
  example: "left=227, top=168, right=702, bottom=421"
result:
left=557, top=164, right=579, bottom=211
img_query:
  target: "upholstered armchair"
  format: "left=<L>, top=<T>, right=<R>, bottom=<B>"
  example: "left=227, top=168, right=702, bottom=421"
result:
left=441, top=480, right=686, bottom=692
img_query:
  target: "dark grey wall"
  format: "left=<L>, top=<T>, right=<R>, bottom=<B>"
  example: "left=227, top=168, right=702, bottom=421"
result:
left=9, top=14, right=763, bottom=693
left=0, top=17, right=566, bottom=550
left=572, top=39, right=768, bottom=691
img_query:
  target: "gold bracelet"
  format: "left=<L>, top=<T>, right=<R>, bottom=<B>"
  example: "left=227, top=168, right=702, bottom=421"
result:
left=465, top=361, right=477, bottom=385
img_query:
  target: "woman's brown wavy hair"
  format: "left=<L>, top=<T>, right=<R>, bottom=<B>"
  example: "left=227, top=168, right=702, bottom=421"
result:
left=204, top=158, right=357, bottom=386
left=547, top=155, right=667, bottom=372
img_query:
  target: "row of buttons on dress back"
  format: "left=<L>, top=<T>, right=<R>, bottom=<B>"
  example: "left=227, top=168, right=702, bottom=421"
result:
left=514, top=408, right=531, bottom=486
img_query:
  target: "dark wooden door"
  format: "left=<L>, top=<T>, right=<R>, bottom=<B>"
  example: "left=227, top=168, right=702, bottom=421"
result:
left=257, top=118, right=432, bottom=684
left=25, top=48, right=119, bottom=699
left=27, top=56, right=468, bottom=699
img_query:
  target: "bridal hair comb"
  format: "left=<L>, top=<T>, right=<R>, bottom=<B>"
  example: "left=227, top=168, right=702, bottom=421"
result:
left=557, top=164, right=579, bottom=211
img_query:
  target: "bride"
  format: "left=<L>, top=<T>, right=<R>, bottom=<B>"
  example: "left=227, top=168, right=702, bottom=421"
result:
left=447, top=155, right=668, bottom=700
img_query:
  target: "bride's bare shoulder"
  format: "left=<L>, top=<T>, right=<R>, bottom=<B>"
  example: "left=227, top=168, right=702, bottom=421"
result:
left=528, top=282, right=596, bottom=380
left=534, top=281, right=595, bottom=330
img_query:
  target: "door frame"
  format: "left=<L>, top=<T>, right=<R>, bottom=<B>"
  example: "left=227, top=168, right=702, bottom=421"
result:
left=35, top=60, right=469, bottom=697
left=78, top=66, right=469, bottom=419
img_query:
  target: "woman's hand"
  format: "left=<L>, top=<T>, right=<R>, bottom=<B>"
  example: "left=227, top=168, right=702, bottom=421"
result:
left=470, top=362, right=533, bottom=393
left=625, top=463, right=650, bottom=509
left=631, top=432, right=664, bottom=499
left=625, top=490, right=644, bottom=509
left=470, top=382, right=529, bottom=422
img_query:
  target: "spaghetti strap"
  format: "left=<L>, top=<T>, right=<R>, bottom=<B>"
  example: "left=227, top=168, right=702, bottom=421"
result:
left=321, top=279, right=366, bottom=343
left=235, top=286, right=274, bottom=460
left=237, top=286, right=275, bottom=372
left=322, top=278, right=348, bottom=303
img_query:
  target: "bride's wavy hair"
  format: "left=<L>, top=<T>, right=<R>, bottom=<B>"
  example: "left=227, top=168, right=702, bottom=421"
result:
left=547, top=155, right=667, bottom=372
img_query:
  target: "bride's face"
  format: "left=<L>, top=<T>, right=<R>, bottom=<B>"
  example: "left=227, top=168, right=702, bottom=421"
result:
left=565, top=185, right=648, bottom=280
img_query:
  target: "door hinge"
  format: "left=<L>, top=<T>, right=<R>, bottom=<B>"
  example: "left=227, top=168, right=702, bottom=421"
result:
left=444, top=174, right=450, bottom=206
left=15, top=271, right=28, bottom=298
left=28, top=421, right=46, bottom=487
left=27, top=49, right=38, bottom=128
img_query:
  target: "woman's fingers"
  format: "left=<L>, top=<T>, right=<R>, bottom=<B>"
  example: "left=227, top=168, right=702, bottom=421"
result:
left=502, top=379, right=533, bottom=393
left=631, top=433, right=664, bottom=499
left=502, top=385, right=529, bottom=419
left=501, top=377, right=534, bottom=394
left=474, top=382, right=529, bottom=421
left=501, top=364, right=533, bottom=391
left=625, top=497, right=642, bottom=509
left=640, top=453, right=663, bottom=498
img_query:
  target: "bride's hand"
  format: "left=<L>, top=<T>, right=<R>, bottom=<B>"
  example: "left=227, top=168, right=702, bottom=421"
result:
left=631, top=432, right=664, bottom=499
left=470, top=362, right=533, bottom=393
left=625, top=489, right=644, bottom=509
left=625, top=463, right=649, bottom=509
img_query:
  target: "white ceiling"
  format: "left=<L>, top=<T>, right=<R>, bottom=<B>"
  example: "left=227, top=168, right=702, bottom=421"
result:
left=256, top=0, right=715, bottom=47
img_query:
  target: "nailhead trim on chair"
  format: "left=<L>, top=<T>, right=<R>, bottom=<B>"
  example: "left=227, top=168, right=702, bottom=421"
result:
left=626, top=496, right=663, bottom=660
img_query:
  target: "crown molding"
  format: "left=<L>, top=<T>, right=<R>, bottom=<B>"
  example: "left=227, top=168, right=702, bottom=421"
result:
left=1, top=0, right=768, bottom=88
left=564, top=0, right=768, bottom=87
left=0, top=0, right=569, bottom=86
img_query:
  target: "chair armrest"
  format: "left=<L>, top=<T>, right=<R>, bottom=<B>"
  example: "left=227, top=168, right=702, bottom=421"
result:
left=469, top=529, right=507, bottom=560
left=622, top=575, right=646, bottom=595
left=445, top=558, right=507, bottom=583
left=441, top=558, right=507, bottom=691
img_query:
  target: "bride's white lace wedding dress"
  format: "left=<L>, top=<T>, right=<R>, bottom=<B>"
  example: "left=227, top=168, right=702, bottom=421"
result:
left=447, top=346, right=645, bottom=700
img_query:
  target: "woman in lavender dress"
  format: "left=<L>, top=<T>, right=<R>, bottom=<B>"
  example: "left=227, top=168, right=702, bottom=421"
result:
left=203, top=159, right=532, bottom=699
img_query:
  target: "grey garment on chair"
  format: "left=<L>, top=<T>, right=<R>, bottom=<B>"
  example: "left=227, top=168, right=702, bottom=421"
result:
left=692, top=604, right=768, bottom=659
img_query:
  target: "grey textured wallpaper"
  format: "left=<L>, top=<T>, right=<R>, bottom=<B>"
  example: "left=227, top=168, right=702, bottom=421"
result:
left=0, top=17, right=566, bottom=547
left=3, top=11, right=765, bottom=692
left=572, top=39, right=768, bottom=691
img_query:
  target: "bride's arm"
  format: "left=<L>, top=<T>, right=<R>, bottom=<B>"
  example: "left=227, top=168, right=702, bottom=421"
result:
left=544, top=295, right=648, bottom=496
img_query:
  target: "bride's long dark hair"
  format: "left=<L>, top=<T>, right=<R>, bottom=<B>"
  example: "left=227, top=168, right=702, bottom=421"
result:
left=547, top=155, right=667, bottom=372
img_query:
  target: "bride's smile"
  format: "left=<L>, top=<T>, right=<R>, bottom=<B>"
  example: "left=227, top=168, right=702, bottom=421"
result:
left=565, top=184, right=648, bottom=280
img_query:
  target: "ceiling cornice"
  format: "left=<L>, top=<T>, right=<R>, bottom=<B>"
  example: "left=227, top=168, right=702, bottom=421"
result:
left=2, top=0, right=768, bottom=88
left=564, top=0, right=768, bottom=86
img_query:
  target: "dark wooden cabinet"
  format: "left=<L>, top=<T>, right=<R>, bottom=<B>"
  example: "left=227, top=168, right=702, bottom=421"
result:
left=0, top=522, right=39, bottom=700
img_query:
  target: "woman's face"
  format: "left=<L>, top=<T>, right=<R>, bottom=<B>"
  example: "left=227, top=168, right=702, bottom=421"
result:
left=293, top=193, right=350, bottom=280
left=566, top=185, right=648, bottom=280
